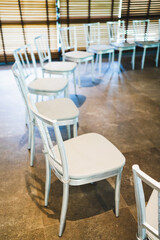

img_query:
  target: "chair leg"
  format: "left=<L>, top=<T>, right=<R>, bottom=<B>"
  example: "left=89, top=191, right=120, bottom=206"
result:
left=91, top=58, right=95, bottom=82
left=66, top=125, right=71, bottom=139
left=109, top=53, right=111, bottom=62
left=115, top=169, right=122, bottom=217
left=73, top=121, right=78, bottom=137
left=25, top=107, right=28, bottom=126
left=59, top=183, right=69, bottom=237
left=84, top=60, right=88, bottom=72
left=78, top=62, right=81, bottom=87
left=95, top=54, right=99, bottom=68
left=30, top=120, right=35, bottom=167
left=118, top=50, right=122, bottom=72
left=112, top=51, right=115, bottom=67
left=99, top=53, right=102, bottom=76
left=42, top=70, right=44, bottom=78
left=132, top=47, right=136, bottom=70
left=64, top=85, right=69, bottom=98
left=44, top=156, right=51, bottom=206
left=73, top=71, right=77, bottom=95
left=141, top=47, right=146, bottom=70
left=155, top=45, right=159, bottom=67
left=28, top=117, right=31, bottom=150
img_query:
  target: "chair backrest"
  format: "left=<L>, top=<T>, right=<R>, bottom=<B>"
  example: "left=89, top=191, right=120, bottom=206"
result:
left=34, top=35, right=51, bottom=67
left=132, top=164, right=160, bottom=240
left=107, top=20, right=125, bottom=44
left=12, top=62, right=33, bottom=122
left=27, top=93, right=69, bottom=183
left=59, top=26, right=77, bottom=55
left=133, top=19, right=150, bottom=42
left=83, top=22, right=100, bottom=48
left=13, top=44, right=38, bottom=84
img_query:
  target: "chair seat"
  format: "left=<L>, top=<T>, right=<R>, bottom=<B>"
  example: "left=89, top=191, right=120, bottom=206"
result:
left=36, top=98, right=79, bottom=121
left=28, top=77, right=68, bottom=94
left=111, top=42, right=135, bottom=49
left=87, top=44, right=114, bottom=54
left=43, top=61, right=77, bottom=73
left=146, top=189, right=159, bottom=240
left=136, top=41, right=159, bottom=48
left=65, top=51, right=94, bottom=60
left=52, top=133, right=125, bottom=179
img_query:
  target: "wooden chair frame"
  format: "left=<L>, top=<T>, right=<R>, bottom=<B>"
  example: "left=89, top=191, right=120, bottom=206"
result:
left=107, top=20, right=136, bottom=71
left=34, top=34, right=77, bottom=94
left=84, top=22, right=115, bottom=76
left=59, top=26, right=95, bottom=87
left=28, top=94, right=126, bottom=236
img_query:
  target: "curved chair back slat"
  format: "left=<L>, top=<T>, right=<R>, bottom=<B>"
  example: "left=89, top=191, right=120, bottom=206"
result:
left=133, top=20, right=150, bottom=42
left=27, top=94, right=69, bottom=182
left=34, top=35, right=51, bottom=67
left=12, top=62, right=33, bottom=123
left=132, top=164, right=160, bottom=240
left=107, top=20, right=125, bottom=44
left=84, top=22, right=100, bottom=47
left=59, top=26, right=77, bottom=54
left=13, top=44, right=38, bottom=83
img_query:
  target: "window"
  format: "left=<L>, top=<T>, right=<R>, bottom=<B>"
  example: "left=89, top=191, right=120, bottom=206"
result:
left=0, top=0, right=160, bottom=63
left=0, top=0, right=57, bottom=63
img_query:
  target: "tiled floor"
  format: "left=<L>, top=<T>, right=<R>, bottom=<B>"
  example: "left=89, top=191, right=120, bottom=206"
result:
left=0, top=54, right=160, bottom=239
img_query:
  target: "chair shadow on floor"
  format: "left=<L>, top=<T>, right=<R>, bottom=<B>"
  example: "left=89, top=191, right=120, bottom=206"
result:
left=25, top=170, right=116, bottom=221
left=70, top=94, right=86, bottom=108
left=77, top=75, right=102, bottom=87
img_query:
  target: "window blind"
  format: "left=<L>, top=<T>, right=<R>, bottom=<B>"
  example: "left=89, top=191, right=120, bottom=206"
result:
left=59, top=0, right=89, bottom=25
left=0, top=0, right=58, bottom=63
left=59, top=0, right=119, bottom=49
left=121, top=0, right=160, bottom=41
left=90, top=0, right=119, bottom=22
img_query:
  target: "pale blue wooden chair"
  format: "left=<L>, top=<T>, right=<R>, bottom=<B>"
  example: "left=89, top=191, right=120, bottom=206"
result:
left=59, top=26, right=94, bottom=87
left=132, top=165, right=160, bottom=240
left=107, top=20, right=136, bottom=71
left=34, top=35, right=77, bottom=94
left=133, top=20, right=159, bottom=69
left=84, top=22, right=115, bottom=76
left=28, top=93, right=126, bottom=236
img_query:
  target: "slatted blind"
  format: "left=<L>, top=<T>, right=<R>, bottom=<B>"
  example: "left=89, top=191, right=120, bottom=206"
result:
left=59, top=0, right=119, bottom=49
left=0, top=0, right=57, bottom=63
left=121, top=0, right=160, bottom=41
left=90, top=0, right=120, bottom=21
left=59, top=0, right=89, bottom=25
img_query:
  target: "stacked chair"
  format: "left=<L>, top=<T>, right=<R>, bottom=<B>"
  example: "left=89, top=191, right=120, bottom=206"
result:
left=84, top=22, right=115, bottom=76
left=59, top=26, right=94, bottom=87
